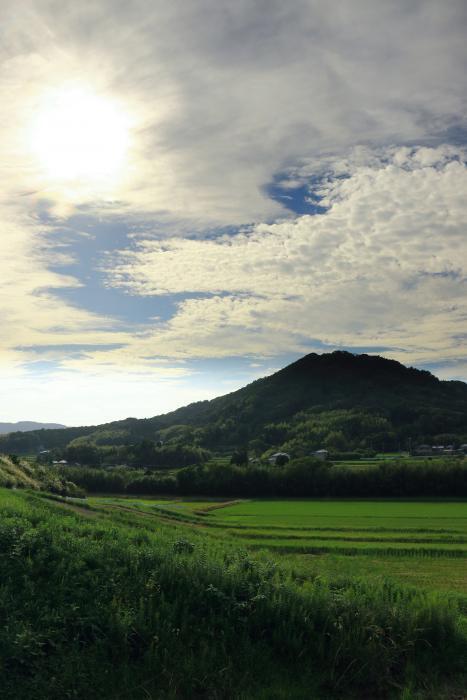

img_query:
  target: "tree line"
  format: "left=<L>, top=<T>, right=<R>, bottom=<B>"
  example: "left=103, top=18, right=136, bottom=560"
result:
left=59, top=457, right=467, bottom=498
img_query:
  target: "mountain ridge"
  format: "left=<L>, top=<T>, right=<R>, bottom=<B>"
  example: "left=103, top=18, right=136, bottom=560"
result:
left=1, top=351, right=466, bottom=457
left=0, top=421, right=66, bottom=435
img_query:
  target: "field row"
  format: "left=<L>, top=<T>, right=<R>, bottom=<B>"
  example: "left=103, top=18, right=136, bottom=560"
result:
left=86, top=496, right=467, bottom=597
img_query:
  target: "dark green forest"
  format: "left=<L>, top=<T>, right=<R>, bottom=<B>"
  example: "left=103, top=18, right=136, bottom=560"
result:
left=57, top=458, right=467, bottom=499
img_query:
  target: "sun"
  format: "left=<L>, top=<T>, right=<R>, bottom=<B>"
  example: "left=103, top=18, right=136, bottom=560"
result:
left=29, top=84, right=132, bottom=188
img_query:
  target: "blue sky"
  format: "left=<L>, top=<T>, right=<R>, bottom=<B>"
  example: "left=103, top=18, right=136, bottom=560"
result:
left=1, top=1, right=467, bottom=424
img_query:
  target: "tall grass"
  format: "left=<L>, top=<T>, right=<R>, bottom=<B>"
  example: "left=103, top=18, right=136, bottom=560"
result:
left=0, top=489, right=465, bottom=699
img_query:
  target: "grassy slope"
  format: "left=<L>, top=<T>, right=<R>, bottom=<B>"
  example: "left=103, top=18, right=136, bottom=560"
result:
left=1, top=489, right=466, bottom=699
left=0, top=455, right=40, bottom=489
left=0, top=454, right=82, bottom=495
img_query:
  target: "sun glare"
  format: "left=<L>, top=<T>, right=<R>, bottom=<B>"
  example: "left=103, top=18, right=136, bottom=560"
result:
left=30, top=85, right=131, bottom=188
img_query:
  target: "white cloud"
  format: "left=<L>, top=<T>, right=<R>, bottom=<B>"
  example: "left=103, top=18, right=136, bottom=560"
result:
left=106, top=146, right=467, bottom=369
left=2, top=1, right=467, bottom=224
left=0, top=201, right=133, bottom=364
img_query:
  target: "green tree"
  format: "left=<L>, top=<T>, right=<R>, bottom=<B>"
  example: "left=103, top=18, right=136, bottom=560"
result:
left=324, top=430, right=348, bottom=452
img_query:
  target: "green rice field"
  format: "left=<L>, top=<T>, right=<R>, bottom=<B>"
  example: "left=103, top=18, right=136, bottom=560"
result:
left=332, top=454, right=462, bottom=470
left=88, top=496, right=467, bottom=599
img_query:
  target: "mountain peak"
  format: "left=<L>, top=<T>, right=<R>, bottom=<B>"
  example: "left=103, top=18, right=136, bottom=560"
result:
left=281, top=351, right=438, bottom=386
left=0, top=352, right=465, bottom=455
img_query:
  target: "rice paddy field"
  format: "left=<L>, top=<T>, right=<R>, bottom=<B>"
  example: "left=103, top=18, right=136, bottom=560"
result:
left=332, top=454, right=462, bottom=471
left=89, top=496, right=467, bottom=600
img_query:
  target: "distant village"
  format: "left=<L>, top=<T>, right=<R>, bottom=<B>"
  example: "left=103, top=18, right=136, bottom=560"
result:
left=266, top=445, right=467, bottom=466
left=267, top=450, right=328, bottom=465
left=414, top=444, right=467, bottom=456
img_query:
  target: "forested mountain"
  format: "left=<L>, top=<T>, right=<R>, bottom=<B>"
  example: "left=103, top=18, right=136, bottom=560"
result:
left=1, top=351, right=467, bottom=461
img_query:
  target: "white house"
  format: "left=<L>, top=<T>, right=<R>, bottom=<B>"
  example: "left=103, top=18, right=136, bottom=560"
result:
left=312, top=449, right=329, bottom=461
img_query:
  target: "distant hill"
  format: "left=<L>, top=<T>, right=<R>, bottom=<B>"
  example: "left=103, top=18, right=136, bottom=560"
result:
left=1, top=351, right=467, bottom=456
left=0, top=421, right=66, bottom=435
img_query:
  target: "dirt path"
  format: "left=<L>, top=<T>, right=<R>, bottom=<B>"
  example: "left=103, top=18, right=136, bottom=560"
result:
left=194, top=499, right=244, bottom=515
left=102, top=502, right=216, bottom=530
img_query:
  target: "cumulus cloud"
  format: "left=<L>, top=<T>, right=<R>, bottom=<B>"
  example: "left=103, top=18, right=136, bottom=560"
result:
left=0, top=202, right=131, bottom=361
left=106, top=146, right=467, bottom=366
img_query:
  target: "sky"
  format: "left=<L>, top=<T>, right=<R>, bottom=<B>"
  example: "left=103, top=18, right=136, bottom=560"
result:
left=1, top=0, right=467, bottom=425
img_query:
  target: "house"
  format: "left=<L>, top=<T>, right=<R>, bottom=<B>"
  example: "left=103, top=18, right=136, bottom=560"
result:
left=414, top=445, right=432, bottom=456
left=268, top=452, right=290, bottom=465
left=312, top=449, right=329, bottom=461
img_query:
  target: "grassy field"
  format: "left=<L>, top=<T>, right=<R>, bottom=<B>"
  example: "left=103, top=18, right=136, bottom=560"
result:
left=2, top=488, right=466, bottom=698
left=204, top=499, right=467, bottom=599
left=88, top=496, right=467, bottom=599
left=332, top=454, right=463, bottom=470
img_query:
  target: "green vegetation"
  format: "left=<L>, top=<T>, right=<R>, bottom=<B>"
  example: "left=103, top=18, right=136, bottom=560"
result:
left=1, top=351, right=467, bottom=696
left=0, top=454, right=39, bottom=489
left=57, top=456, right=467, bottom=499
left=2, top=352, right=467, bottom=464
left=204, top=498, right=467, bottom=557
left=0, top=454, right=82, bottom=495
left=96, top=497, right=467, bottom=597
left=1, top=488, right=466, bottom=699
